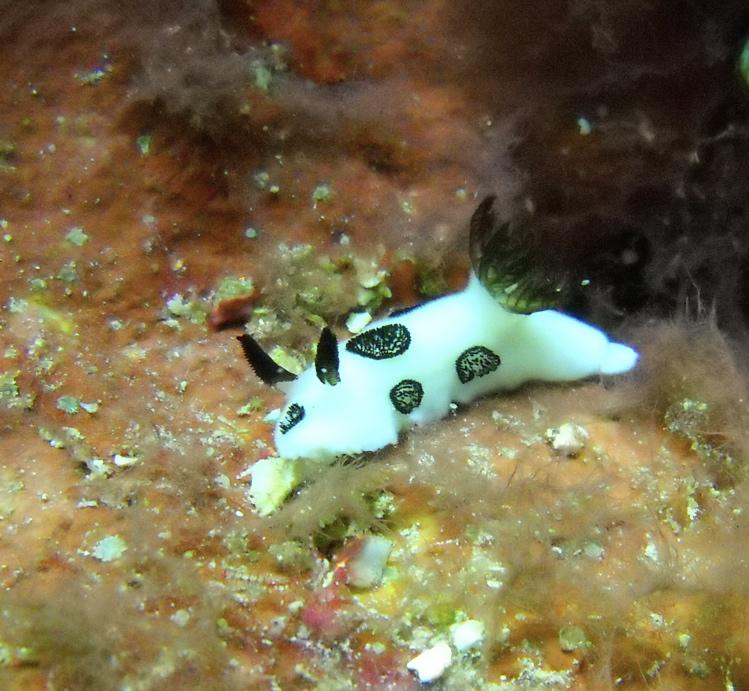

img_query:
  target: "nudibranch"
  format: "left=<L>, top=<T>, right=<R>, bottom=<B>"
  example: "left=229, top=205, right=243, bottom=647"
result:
left=238, top=196, right=638, bottom=460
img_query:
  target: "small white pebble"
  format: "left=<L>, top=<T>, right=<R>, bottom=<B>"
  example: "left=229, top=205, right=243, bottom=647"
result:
left=449, top=619, right=485, bottom=652
left=545, top=422, right=589, bottom=457
left=91, top=535, right=127, bottom=562
left=248, top=456, right=301, bottom=516
left=407, top=641, right=453, bottom=684
left=346, top=310, right=372, bottom=334
left=113, top=453, right=140, bottom=467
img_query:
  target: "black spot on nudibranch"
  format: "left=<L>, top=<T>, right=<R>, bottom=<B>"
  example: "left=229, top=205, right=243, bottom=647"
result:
left=346, top=323, right=411, bottom=360
left=389, top=379, right=424, bottom=414
left=279, top=403, right=305, bottom=434
left=456, top=346, right=501, bottom=384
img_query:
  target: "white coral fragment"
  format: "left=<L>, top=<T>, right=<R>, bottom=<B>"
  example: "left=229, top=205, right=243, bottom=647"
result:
left=545, top=422, right=589, bottom=457
left=347, top=535, right=393, bottom=588
left=246, top=456, right=300, bottom=516
left=449, top=619, right=485, bottom=652
left=345, top=310, right=372, bottom=334
left=407, top=641, right=453, bottom=684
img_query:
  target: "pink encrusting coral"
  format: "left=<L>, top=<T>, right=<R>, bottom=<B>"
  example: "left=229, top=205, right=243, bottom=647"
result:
left=0, top=0, right=748, bottom=688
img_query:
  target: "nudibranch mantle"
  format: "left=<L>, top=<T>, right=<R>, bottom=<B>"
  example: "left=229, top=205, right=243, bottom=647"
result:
left=238, top=197, right=638, bottom=461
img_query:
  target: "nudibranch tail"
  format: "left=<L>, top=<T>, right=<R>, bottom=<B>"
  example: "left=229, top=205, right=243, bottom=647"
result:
left=599, top=342, right=639, bottom=375
left=236, top=334, right=297, bottom=386
left=469, top=195, right=569, bottom=314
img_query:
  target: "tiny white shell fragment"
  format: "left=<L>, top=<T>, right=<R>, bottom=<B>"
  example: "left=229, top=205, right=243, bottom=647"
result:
left=347, top=535, right=393, bottom=588
left=545, top=422, right=589, bottom=457
left=263, top=407, right=281, bottom=424
left=345, top=310, right=372, bottom=334
left=407, top=641, right=453, bottom=684
left=449, top=619, right=485, bottom=652
left=247, top=456, right=300, bottom=516
left=91, top=535, right=127, bottom=562
left=113, top=453, right=140, bottom=467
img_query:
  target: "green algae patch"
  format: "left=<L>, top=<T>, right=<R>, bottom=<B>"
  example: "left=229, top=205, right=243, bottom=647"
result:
left=64, top=226, right=89, bottom=247
left=247, top=242, right=391, bottom=347
left=236, top=397, right=263, bottom=416
left=165, top=293, right=209, bottom=325
left=136, top=133, right=152, bottom=156
left=56, top=395, right=80, bottom=414
left=56, top=261, right=78, bottom=284
left=311, top=183, right=334, bottom=208
left=268, top=541, right=314, bottom=573
left=558, top=625, right=591, bottom=653
left=353, top=257, right=391, bottom=310
left=0, top=140, right=16, bottom=174
left=0, top=371, right=34, bottom=410
left=214, top=275, right=254, bottom=302
left=252, top=62, right=272, bottom=92
left=393, top=251, right=449, bottom=298
left=55, top=396, right=97, bottom=416
left=416, top=264, right=448, bottom=297
left=33, top=302, right=76, bottom=336
left=9, top=297, right=77, bottom=336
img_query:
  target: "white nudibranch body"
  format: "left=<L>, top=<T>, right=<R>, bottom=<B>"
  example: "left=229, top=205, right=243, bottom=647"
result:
left=270, top=272, right=637, bottom=460
left=237, top=195, right=638, bottom=461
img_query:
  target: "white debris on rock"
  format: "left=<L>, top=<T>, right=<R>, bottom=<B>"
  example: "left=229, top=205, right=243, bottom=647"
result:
left=449, top=619, right=485, bottom=652
left=545, top=422, right=589, bottom=457
left=407, top=641, right=453, bottom=684
left=347, top=535, right=393, bottom=588
left=113, top=453, right=140, bottom=467
left=91, top=535, right=128, bottom=562
left=245, top=456, right=300, bottom=516
left=345, top=310, right=372, bottom=334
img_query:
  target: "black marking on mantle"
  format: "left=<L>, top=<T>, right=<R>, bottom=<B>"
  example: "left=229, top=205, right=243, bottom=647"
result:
left=279, top=403, right=305, bottom=434
left=389, top=379, right=424, bottom=414
left=346, top=323, right=411, bottom=360
left=456, top=346, right=501, bottom=384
